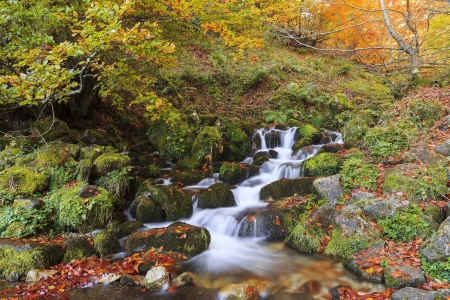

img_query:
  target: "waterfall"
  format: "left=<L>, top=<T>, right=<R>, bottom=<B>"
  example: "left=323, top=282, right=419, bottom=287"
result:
left=144, top=126, right=343, bottom=276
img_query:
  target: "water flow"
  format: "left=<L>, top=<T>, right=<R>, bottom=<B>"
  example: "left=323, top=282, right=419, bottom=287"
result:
left=172, top=127, right=343, bottom=276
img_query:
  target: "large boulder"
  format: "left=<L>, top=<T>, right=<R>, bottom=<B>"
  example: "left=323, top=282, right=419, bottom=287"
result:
left=420, top=217, right=450, bottom=263
left=0, top=166, right=48, bottom=194
left=63, top=237, right=96, bottom=263
left=125, top=222, right=211, bottom=258
left=360, top=196, right=412, bottom=220
left=0, top=239, right=63, bottom=281
left=313, top=174, right=343, bottom=204
left=149, top=185, right=193, bottom=221
left=260, top=177, right=315, bottom=201
left=292, top=124, right=322, bottom=154
left=198, top=182, right=236, bottom=209
left=435, top=139, right=450, bottom=157
left=219, top=162, right=258, bottom=186
left=403, top=148, right=444, bottom=164
left=31, top=118, right=69, bottom=142
left=92, top=152, right=130, bottom=176
left=303, top=153, right=342, bottom=177
left=135, top=197, right=165, bottom=223
left=92, top=230, right=121, bottom=258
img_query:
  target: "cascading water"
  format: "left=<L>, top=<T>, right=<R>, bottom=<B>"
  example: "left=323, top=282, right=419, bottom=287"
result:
left=142, top=127, right=384, bottom=298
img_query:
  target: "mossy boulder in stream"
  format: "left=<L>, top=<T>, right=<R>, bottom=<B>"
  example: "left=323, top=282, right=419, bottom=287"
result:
left=0, top=166, right=49, bottom=194
left=92, top=152, right=130, bottom=176
left=259, top=177, right=315, bottom=201
left=219, top=162, right=258, bottom=185
left=198, top=182, right=236, bottom=209
left=171, top=158, right=207, bottom=186
left=149, top=185, right=193, bottom=221
left=292, top=124, right=322, bottom=154
left=0, top=239, right=63, bottom=281
left=125, top=222, right=211, bottom=258
left=303, top=153, right=342, bottom=177
left=92, top=230, right=121, bottom=258
left=135, top=197, right=165, bottom=223
left=63, top=237, right=96, bottom=263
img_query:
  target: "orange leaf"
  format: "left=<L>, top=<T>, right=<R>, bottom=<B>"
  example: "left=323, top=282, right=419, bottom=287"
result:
left=390, top=270, right=402, bottom=278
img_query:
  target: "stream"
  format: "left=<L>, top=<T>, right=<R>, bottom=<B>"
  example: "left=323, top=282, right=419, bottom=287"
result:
left=126, top=126, right=386, bottom=299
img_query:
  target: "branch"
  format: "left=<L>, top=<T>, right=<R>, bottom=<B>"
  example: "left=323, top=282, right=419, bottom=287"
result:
left=41, top=51, right=97, bottom=105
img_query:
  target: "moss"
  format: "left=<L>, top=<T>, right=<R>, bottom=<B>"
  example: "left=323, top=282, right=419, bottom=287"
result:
left=173, top=158, right=202, bottom=171
left=252, top=155, right=269, bottom=166
left=260, top=177, right=315, bottom=200
left=198, top=182, right=236, bottom=209
left=341, top=118, right=369, bottom=149
left=303, top=153, right=342, bottom=177
left=136, top=197, right=165, bottom=223
left=191, top=126, right=223, bottom=162
left=163, top=222, right=211, bottom=257
left=35, top=147, right=73, bottom=168
left=0, top=240, right=63, bottom=281
left=328, top=93, right=355, bottom=114
left=135, top=178, right=155, bottom=198
left=149, top=185, right=193, bottom=221
left=292, top=124, right=321, bottom=153
left=0, top=137, right=11, bottom=152
left=222, top=142, right=244, bottom=162
left=171, top=170, right=207, bottom=186
left=50, top=184, right=118, bottom=233
left=223, top=123, right=251, bottom=156
left=424, top=204, right=444, bottom=224
left=92, top=230, right=121, bottom=258
left=324, top=227, right=380, bottom=262
left=408, top=98, right=443, bottom=128
left=140, top=165, right=161, bottom=179
left=219, top=162, right=248, bottom=185
left=115, top=221, right=145, bottom=238
left=79, top=146, right=104, bottom=161
left=5, top=221, right=32, bottom=238
left=92, top=152, right=130, bottom=176
left=285, top=221, right=327, bottom=253
left=63, top=238, right=96, bottom=263
left=31, top=118, right=69, bottom=142
left=77, top=159, right=92, bottom=182
left=0, top=166, right=49, bottom=194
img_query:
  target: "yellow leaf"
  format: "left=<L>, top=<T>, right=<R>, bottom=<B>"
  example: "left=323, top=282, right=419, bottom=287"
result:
left=48, top=286, right=55, bottom=290
left=365, top=267, right=374, bottom=274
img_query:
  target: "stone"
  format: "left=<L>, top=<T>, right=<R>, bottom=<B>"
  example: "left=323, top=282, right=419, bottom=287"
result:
left=63, top=237, right=96, bottom=263
left=115, top=221, right=146, bottom=239
left=335, top=205, right=381, bottom=239
left=150, top=185, right=193, bottom=221
left=78, top=185, right=99, bottom=198
left=119, top=274, right=145, bottom=286
left=92, top=230, right=121, bottom=258
left=391, top=287, right=438, bottom=300
left=92, top=152, right=130, bottom=176
left=218, top=282, right=259, bottom=300
left=309, top=204, right=338, bottom=229
left=198, top=182, right=236, bottom=209
left=361, top=196, right=411, bottom=220
left=403, top=148, right=445, bottom=163
left=31, top=118, right=69, bottom=142
left=435, top=139, right=450, bottom=157
left=303, top=153, right=342, bottom=177
left=420, top=217, right=450, bottom=263
left=26, top=269, right=59, bottom=282
left=260, top=177, right=315, bottom=201
left=144, top=266, right=169, bottom=291
left=172, top=272, right=195, bottom=287
left=135, top=197, right=165, bottom=223
left=385, top=264, right=426, bottom=289
left=313, top=174, right=343, bottom=204
left=346, top=242, right=385, bottom=283
left=80, top=129, right=111, bottom=146
left=0, top=166, right=49, bottom=194
left=98, top=273, right=122, bottom=284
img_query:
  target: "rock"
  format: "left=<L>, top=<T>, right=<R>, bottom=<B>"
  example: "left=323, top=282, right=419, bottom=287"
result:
left=218, top=282, right=259, bottom=300
left=252, top=131, right=262, bottom=149
left=77, top=159, right=93, bottom=182
left=172, top=272, right=195, bottom=287
left=92, top=230, right=121, bottom=258
left=31, top=118, right=69, bottom=142
left=361, top=196, right=411, bottom=220
left=336, top=205, right=381, bottom=238
left=115, top=221, right=146, bottom=238
left=0, top=166, right=49, bottom=194
left=198, top=182, right=236, bottom=209
left=304, top=153, right=342, bottom=177
left=78, top=185, right=99, bottom=198
left=292, top=124, right=322, bottom=154
left=320, top=143, right=342, bottom=153
left=219, top=162, right=251, bottom=185
left=191, top=126, right=222, bottom=161
left=264, top=130, right=281, bottom=148
left=420, top=217, right=450, bottom=263
left=403, top=148, right=445, bottom=163
left=26, top=269, right=59, bottom=282
left=0, top=239, right=64, bottom=281
left=435, top=139, right=450, bottom=157
left=385, top=264, right=426, bottom=289
left=13, top=198, right=43, bottom=210
left=79, top=145, right=104, bottom=161
left=171, top=170, right=207, bottom=186
left=138, top=165, right=161, bottom=180
left=119, top=274, right=145, bottom=286
left=252, top=152, right=269, bottom=166
left=144, top=266, right=169, bottom=291
left=92, top=152, right=130, bottom=176
left=63, top=237, right=96, bottom=263
left=309, top=204, right=338, bottom=229
left=80, top=129, right=112, bottom=146
left=125, top=222, right=210, bottom=258
left=391, top=287, right=439, bottom=300
left=260, top=177, right=315, bottom=201
left=346, top=242, right=385, bottom=283
left=98, top=273, right=122, bottom=284
left=135, top=197, right=165, bottom=223
left=149, top=185, right=193, bottom=221
left=313, top=174, right=343, bottom=204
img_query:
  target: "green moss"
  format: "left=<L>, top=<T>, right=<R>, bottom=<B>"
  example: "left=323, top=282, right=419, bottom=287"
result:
left=31, top=118, right=69, bottom=142
left=0, top=241, right=64, bottom=281
left=328, top=93, right=355, bottom=114
left=135, top=178, right=155, bottom=198
left=140, top=165, right=161, bottom=179
left=0, top=166, right=49, bottom=194
left=50, top=184, right=118, bottom=233
left=219, top=162, right=248, bottom=185
left=92, top=152, right=130, bottom=176
left=340, top=150, right=379, bottom=193
left=173, top=158, right=202, bottom=171
left=77, top=159, right=92, bottom=182
left=408, top=98, right=443, bottom=128
left=171, top=170, right=206, bottom=186
left=92, top=230, right=121, bottom=258
left=198, top=182, right=236, bottom=208
left=191, top=126, right=223, bottom=162
left=285, top=220, right=326, bottom=253
left=79, top=146, right=104, bottom=161
left=115, top=221, right=145, bottom=238
left=163, top=222, right=211, bottom=257
left=260, top=177, right=315, bottom=200
left=252, top=154, right=269, bottom=166
left=63, top=238, right=96, bottom=263
left=341, top=118, right=369, bottom=149
left=149, top=185, right=193, bottom=221
left=303, top=153, right=342, bottom=177
left=136, top=197, right=165, bottom=223
left=292, top=124, right=321, bottom=153
left=35, top=148, right=71, bottom=168
left=222, top=142, right=244, bottom=162
left=324, top=227, right=380, bottom=261
left=5, top=221, right=32, bottom=238
left=223, top=123, right=251, bottom=155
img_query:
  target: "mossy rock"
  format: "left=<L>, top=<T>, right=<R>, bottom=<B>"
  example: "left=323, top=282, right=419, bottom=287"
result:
left=292, top=124, right=322, bottom=153
left=31, top=118, right=69, bottom=142
left=149, top=185, right=193, bottom=221
left=191, top=126, right=223, bottom=162
left=135, top=178, right=155, bottom=198
left=5, top=221, right=33, bottom=238
left=139, top=165, right=161, bottom=180
left=424, top=204, right=445, bottom=224
left=222, top=142, right=244, bottom=162
left=115, top=221, right=146, bottom=238
left=171, top=170, right=207, bottom=186
left=136, top=197, right=165, bottom=223
left=259, top=177, right=315, bottom=201
left=382, top=163, right=447, bottom=202
left=223, top=123, right=251, bottom=156
left=252, top=152, right=269, bottom=166
left=92, top=230, right=121, bottom=258
left=80, top=129, right=112, bottom=146
left=219, top=162, right=248, bottom=185
left=63, top=237, right=96, bottom=263
left=0, top=137, right=12, bottom=152
left=0, top=239, right=63, bottom=281
left=34, top=147, right=74, bottom=168
left=125, top=222, right=210, bottom=258
left=303, top=153, right=342, bottom=177
left=92, top=152, right=130, bottom=176
left=285, top=221, right=327, bottom=253
left=50, top=184, right=118, bottom=233
left=77, top=159, right=93, bottom=182
left=328, top=93, right=355, bottom=114
left=0, top=166, right=49, bottom=194
left=252, top=131, right=262, bottom=149
left=198, top=182, right=236, bottom=209
left=0, top=148, right=21, bottom=171
left=79, top=146, right=104, bottom=161
left=172, top=158, right=202, bottom=171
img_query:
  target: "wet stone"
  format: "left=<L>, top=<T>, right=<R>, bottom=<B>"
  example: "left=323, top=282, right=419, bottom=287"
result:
left=391, top=287, right=438, bottom=300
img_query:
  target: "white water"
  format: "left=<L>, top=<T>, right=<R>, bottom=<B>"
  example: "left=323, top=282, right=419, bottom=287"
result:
left=144, top=127, right=344, bottom=276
